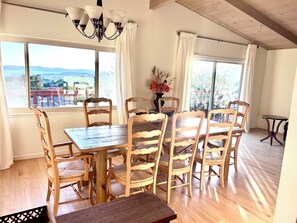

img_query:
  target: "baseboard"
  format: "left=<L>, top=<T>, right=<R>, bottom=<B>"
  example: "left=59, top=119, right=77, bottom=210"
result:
left=13, top=149, right=70, bottom=161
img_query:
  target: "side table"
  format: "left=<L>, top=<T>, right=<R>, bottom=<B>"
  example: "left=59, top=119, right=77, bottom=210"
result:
left=260, top=115, right=288, bottom=146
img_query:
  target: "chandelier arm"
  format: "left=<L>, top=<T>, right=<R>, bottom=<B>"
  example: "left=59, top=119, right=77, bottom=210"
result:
left=75, top=25, right=97, bottom=39
left=104, top=32, right=122, bottom=40
left=104, top=30, right=121, bottom=39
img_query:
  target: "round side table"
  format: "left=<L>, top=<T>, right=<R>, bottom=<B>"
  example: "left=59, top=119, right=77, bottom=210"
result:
left=260, top=115, right=288, bottom=146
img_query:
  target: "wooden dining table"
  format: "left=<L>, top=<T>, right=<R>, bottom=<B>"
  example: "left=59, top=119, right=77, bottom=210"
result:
left=64, top=119, right=244, bottom=204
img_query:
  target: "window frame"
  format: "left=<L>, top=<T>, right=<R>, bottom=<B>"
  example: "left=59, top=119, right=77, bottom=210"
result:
left=191, top=55, right=245, bottom=111
left=1, top=35, right=116, bottom=114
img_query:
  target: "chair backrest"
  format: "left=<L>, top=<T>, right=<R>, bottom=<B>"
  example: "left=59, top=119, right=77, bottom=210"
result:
left=158, top=97, right=180, bottom=114
left=32, top=107, right=56, bottom=170
left=168, top=111, right=205, bottom=171
left=83, top=97, right=112, bottom=127
left=125, top=97, right=150, bottom=120
left=203, top=109, right=237, bottom=162
left=227, top=101, right=249, bottom=128
left=126, top=113, right=168, bottom=187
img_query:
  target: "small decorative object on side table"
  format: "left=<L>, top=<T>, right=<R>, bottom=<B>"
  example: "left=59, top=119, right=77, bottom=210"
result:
left=149, top=66, right=174, bottom=112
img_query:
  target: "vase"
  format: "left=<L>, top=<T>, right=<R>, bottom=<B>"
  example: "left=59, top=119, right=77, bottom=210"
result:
left=153, top=92, right=164, bottom=112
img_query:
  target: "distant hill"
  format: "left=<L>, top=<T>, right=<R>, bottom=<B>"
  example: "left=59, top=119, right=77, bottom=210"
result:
left=3, top=65, right=95, bottom=77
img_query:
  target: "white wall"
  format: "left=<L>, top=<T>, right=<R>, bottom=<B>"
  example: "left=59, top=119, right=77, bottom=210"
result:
left=273, top=67, right=297, bottom=223
left=1, top=0, right=253, bottom=159
left=258, top=49, right=297, bottom=132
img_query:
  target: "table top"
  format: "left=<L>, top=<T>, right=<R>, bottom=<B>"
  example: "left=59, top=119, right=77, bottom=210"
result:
left=262, top=115, right=288, bottom=120
left=55, top=192, right=177, bottom=223
left=64, top=118, right=244, bottom=153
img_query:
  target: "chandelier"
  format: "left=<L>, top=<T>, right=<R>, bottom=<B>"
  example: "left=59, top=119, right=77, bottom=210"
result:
left=66, top=0, right=127, bottom=42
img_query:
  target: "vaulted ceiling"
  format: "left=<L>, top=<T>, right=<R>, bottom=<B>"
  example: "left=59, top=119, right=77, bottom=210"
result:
left=150, top=0, right=297, bottom=50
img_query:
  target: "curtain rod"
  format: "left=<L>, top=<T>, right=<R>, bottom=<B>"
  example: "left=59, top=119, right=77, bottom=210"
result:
left=2, top=1, right=137, bottom=26
left=177, top=31, right=249, bottom=46
left=2, top=1, right=67, bottom=16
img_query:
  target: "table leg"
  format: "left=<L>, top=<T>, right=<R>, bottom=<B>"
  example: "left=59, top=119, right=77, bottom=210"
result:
left=273, top=120, right=286, bottom=146
left=260, top=118, right=271, bottom=142
left=270, top=120, right=276, bottom=146
left=95, top=150, right=107, bottom=204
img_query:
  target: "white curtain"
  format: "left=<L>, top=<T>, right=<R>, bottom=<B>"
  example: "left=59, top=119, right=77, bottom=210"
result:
left=116, top=22, right=137, bottom=124
left=240, top=44, right=257, bottom=132
left=173, top=32, right=197, bottom=111
left=0, top=0, right=14, bottom=170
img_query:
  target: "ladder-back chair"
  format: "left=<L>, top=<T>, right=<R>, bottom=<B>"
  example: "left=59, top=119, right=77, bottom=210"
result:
left=193, top=109, right=237, bottom=190
left=107, top=113, right=168, bottom=200
left=158, top=111, right=205, bottom=204
left=158, top=97, right=180, bottom=117
left=32, top=107, right=94, bottom=216
left=125, top=97, right=150, bottom=120
left=83, top=97, right=122, bottom=167
left=227, top=100, right=249, bottom=171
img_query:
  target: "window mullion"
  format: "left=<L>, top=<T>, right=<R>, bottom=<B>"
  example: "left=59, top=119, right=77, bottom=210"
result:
left=210, top=62, right=217, bottom=110
left=95, top=49, right=99, bottom=99
left=24, top=42, right=30, bottom=108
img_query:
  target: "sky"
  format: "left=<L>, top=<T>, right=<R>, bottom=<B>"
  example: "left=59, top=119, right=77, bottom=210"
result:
left=1, top=41, right=115, bottom=70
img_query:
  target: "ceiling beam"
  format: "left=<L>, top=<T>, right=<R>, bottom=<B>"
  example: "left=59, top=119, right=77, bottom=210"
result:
left=223, top=0, right=297, bottom=45
left=149, top=0, right=176, bottom=10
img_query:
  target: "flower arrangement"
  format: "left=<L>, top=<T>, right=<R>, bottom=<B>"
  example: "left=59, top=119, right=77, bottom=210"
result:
left=149, top=66, right=174, bottom=93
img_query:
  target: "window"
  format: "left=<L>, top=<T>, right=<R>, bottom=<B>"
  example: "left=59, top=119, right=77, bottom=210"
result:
left=1, top=42, right=27, bottom=108
left=1, top=41, right=117, bottom=108
left=99, top=51, right=117, bottom=104
left=190, top=57, right=243, bottom=114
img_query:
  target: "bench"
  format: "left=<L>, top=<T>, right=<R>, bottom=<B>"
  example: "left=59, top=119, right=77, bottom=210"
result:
left=55, top=192, right=177, bottom=223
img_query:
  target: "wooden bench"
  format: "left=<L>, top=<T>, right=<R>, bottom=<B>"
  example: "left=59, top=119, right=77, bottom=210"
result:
left=55, top=192, right=177, bottom=223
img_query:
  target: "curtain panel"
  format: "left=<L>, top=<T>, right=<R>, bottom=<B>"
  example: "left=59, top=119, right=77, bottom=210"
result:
left=116, top=22, right=137, bottom=124
left=173, top=32, right=196, bottom=111
left=240, top=44, right=257, bottom=132
left=0, top=0, right=14, bottom=170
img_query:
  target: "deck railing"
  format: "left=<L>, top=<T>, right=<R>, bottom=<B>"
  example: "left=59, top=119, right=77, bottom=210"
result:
left=30, top=88, right=94, bottom=107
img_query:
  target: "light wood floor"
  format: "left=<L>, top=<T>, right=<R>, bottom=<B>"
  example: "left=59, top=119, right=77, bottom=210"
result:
left=0, top=129, right=284, bottom=222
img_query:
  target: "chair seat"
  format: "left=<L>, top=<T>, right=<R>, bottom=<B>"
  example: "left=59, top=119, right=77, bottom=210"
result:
left=195, top=150, right=223, bottom=162
left=109, top=163, right=153, bottom=183
left=208, top=137, right=237, bottom=150
left=159, top=155, right=190, bottom=171
left=48, top=159, right=86, bottom=179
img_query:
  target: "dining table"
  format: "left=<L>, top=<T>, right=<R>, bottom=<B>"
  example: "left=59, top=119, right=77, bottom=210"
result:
left=64, top=118, right=244, bottom=204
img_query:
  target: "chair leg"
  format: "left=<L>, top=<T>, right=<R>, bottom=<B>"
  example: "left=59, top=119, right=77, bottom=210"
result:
left=108, top=158, right=112, bottom=168
left=107, top=172, right=112, bottom=202
left=53, top=183, right=60, bottom=216
left=46, top=180, right=52, bottom=201
left=77, top=180, right=82, bottom=191
left=234, top=150, right=238, bottom=171
left=208, top=165, right=213, bottom=177
left=89, top=173, right=95, bottom=205
left=219, top=165, right=225, bottom=188
left=166, top=174, right=171, bottom=204
left=200, top=164, right=205, bottom=191
left=188, top=172, right=193, bottom=198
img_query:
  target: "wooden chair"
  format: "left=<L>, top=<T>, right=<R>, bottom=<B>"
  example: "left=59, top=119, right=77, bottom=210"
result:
left=83, top=97, right=112, bottom=127
left=83, top=97, right=122, bottom=167
left=107, top=113, right=168, bottom=200
left=193, top=109, right=237, bottom=190
left=125, top=97, right=150, bottom=120
left=157, top=111, right=205, bottom=204
left=227, top=101, right=249, bottom=171
left=158, top=97, right=180, bottom=117
left=32, top=107, right=94, bottom=216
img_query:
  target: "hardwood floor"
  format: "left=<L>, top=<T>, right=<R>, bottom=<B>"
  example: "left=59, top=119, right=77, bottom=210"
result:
left=0, top=129, right=284, bottom=222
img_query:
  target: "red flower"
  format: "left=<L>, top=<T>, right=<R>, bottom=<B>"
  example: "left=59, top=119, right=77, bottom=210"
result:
left=149, top=66, right=174, bottom=93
